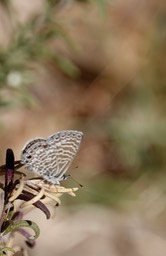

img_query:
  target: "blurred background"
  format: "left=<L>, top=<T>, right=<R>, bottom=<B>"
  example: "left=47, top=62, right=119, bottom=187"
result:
left=0, top=0, right=166, bottom=255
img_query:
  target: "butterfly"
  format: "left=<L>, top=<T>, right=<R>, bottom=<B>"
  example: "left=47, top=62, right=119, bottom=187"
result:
left=20, top=130, right=83, bottom=185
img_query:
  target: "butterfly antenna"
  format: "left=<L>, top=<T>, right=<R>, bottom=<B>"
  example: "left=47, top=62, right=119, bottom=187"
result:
left=68, top=174, right=83, bottom=188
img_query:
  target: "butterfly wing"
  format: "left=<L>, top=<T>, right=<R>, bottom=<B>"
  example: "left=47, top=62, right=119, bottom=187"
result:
left=21, top=130, right=83, bottom=184
left=21, top=137, right=48, bottom=176
left=47, top=130, right=83, bottom=181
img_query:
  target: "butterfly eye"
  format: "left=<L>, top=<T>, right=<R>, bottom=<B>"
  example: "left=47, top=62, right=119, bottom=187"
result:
left=27, top=155, right=32, bottom=159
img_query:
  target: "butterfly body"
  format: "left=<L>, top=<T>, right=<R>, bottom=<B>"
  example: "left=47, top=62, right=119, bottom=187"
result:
left=21, top=130, right=83, bottom=184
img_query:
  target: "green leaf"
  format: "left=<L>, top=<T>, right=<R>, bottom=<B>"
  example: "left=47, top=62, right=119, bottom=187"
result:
left=53, top=55, right=80, bottom=77
left=0, top=247, right=15, bottom=255
left=3, top=220, right=40, bottom=239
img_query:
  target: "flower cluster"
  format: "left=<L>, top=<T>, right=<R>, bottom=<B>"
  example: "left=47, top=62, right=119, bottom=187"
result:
left=0, top=149, right=78, bottom=255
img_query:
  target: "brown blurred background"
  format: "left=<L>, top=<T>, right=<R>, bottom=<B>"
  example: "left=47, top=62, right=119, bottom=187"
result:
left=0, top=0, right=166, bottom=255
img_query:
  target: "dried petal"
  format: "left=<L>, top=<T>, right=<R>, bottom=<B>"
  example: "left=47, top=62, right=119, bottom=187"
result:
left=18, top=192, right=51, bottom=219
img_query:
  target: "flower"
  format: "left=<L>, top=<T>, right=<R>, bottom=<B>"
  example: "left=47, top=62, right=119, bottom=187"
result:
left=0, top=148, right=79, bottom=254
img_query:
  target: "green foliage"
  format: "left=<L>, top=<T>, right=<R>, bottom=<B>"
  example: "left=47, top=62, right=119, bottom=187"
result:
left=0, top=0, right=81, bottom=107
left=3, top=220, right=40, bottom=239
left=0, top=247, right=15, bottom=255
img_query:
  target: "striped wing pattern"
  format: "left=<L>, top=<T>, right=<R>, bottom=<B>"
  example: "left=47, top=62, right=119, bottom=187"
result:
left=20, top=130, right=83, bottom=184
